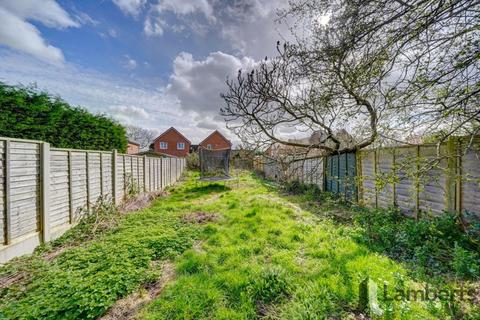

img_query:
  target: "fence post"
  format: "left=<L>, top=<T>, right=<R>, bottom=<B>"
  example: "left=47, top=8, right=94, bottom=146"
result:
left=445, top=138, right=457, bottom=212
left=374, top=150, right=378, bottom=208
left=455, top=139, right=463, bottom=216
left=415, top=145, right=420, bottom=220
left=130, top=156, right=134, bottom=188
left=123, top=155, right=126, bottom=195
left=100, top=153, right=104, bottom=197
left=392, top=148, right=397, bottom=207
left=86, top=152, right=90, bottom=212
left=4, top=140, right=11, bottom=245
left=68, top=151, right=73, bottom=223
left=143, top=156, right=147, bottom=192
left=168, top=157, right=171, bottom=185
left=356, top=150, right=363, bottom=204
left=160, top=158, right=163, bottom=190
left=40, top=142, right=50, bottom=242
left=112, top=149, right=118, bottom=205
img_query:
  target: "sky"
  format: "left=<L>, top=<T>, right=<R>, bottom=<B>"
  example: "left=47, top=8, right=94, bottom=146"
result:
left=0, top=0, right=292, bottom=144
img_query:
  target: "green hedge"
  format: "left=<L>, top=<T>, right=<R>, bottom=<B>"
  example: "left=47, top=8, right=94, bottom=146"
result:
left=0, top=82, right=127, bottom=152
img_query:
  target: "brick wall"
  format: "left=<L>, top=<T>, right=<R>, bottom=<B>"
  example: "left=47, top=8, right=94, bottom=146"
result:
left=154, top=129, right=190, bottom=157
left=200, top=131, right=231, bottom=150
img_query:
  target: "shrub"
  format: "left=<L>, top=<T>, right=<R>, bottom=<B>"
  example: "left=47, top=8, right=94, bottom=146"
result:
left=451, top=243, right=480, bottom=278
left=354, top=208, right=479, bottom=279
left=0, top=82, right=127, bottom=151
left=187, top=152, right=199, bottom=170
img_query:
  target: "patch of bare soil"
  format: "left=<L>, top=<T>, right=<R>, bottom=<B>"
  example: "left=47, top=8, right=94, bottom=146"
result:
left=0, top=272, right=25, bottom=289
left=255, top=301, right=281, bottom=319
left=44, top=245, right=74, bottom=262
left=100, top=261, right=175, bottom=320
left=119, top=190, right=169, bottom=213
left=182, top=211, right=220, bottom=224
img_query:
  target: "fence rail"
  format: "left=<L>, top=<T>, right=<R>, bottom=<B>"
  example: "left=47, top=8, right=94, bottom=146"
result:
left=255, top=137, right=480, bottom=223
left=0, top=137, right=186, bottom=263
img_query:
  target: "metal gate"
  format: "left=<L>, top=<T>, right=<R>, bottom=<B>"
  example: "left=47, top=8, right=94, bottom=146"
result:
left=325, top=152, right=357, bottom=201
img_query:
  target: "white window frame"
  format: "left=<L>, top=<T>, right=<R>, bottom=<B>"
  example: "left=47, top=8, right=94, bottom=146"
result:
left=177, top=142, right=185, bottom=150
left=207, top=144, right=212, bottom=150
left=159, top=141, right=168, bottom=149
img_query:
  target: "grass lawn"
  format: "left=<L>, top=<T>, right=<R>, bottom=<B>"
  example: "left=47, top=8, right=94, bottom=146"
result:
left=0, top=171, right=477, bottom=319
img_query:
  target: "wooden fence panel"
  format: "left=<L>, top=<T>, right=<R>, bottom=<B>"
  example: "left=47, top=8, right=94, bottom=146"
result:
left=172, top=158, right=176, bottom=182
left=0, top=137, right=187, bottom=263
left=418, top=146, right=448, bottom=216
left=71, top=152, right=88, bottom=221
left=461, top=144, right=480, bottom=222
left=0, top=141, right=4, bottom=244
left=376, top=149, right=395, bottom=208
left=116, top=155, right=125, bottom=201
left=9, top=141, right=41, bottom=240
left=101, top=153, right=112, bottom=198
left=162, top=158, right=166, bottom=189
left=88, top=152, right=102, bottom=204
left=50, top=150, right=70, bottom=227
left=148, top=158, right=154, bottom=191
left=360, top=151, right=376, bottom=206
left=164, top=158, right=170, bottom=187
left=394, top=147, right=417, bottom=216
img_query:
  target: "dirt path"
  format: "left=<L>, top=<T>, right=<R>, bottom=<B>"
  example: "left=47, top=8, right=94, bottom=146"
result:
left=100, top=261, right=175, bottom=320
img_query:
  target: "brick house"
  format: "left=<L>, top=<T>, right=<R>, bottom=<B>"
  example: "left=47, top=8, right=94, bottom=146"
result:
left=199, top=130, right=232, bottom=150
left=152, top=127, right=191, bottom=157
left=127, top=140, right=140, bottom=154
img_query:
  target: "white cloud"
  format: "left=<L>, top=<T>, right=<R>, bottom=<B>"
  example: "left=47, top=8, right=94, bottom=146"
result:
left=0, top=49, right=218, bottom=143
left=0, top=8, right=64, bottom=64
left=216, top=0, right=291, bottom=59
left=143, top=0, right=215, bottom=37
left=0, top=0, right=79, bottom=28
left=123, top=55, right=137, bottom=70
left=165, top=50, right=258, bottom=144
left=141, top=0, right=291, bottom=59
left=155, top=0, right=214, bottom=21
left=112, top=0, right=146, bottom=17
left=108, top=28, right=118, bottom=38
left=109, top=105, right=149, bottom=124
left=74, top=11, right=99, bottom=26
left=144, top=15, right=165, bottom=36
left=0, top=0, right=79, bottom=64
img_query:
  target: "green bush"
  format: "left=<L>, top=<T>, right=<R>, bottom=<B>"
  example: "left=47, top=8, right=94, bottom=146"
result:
left=186, top=152, right=199, bottom=170
left=451, top=243, right=480, bottom=278
left=284, top=180, right=322, bottom=200
left=0, top=82, right=127, bottom=151
left=354, top=208, right=479, bottom=279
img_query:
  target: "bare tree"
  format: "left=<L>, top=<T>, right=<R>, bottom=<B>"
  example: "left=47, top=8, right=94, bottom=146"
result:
left=221, top=0, right=480, bottom=156
left=125, top=125, right=157, bottom=151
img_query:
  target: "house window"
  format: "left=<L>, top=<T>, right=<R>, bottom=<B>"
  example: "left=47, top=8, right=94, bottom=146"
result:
left=159, top=142, right=168, bottom=149
left=207, top=144, right=212, bottom=150
left=177, top=142, right=185, bottom=150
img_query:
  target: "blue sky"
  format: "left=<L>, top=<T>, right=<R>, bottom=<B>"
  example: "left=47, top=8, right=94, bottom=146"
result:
left=0, top=0, right=290, bottom=143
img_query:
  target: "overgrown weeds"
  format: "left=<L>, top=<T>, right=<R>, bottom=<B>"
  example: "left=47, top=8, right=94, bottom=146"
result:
left=2, top=172, right=480, bottom=319
left=0, top=185, right=197, bottom=320
left=281, top=178, right=480, bottom=281
left=136, top=172, right=479, bottom=319
left=354, top=207, right=480, bottom=279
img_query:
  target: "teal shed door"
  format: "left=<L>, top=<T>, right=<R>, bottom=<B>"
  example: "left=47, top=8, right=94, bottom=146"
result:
left=325, top=152, right=357, bottom=201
